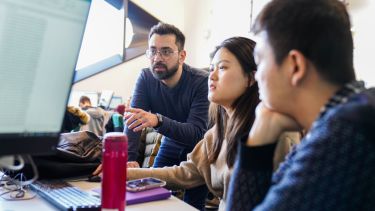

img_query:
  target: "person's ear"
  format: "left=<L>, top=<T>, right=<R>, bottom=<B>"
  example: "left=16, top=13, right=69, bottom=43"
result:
left=247, top=71, right=256, bottom=87
left=287, top=50, right=307, bottom=86
left=246, top=71, right=255, bottom=87
left=179, top=50, right=186, bottom=64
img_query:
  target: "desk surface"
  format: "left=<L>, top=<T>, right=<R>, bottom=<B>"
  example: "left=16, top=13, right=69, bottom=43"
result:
left=0, top=180, right=198, bottom=211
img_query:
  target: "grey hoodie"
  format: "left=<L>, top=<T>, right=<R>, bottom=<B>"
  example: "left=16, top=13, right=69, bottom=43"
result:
left=80, top=107, right=112, bottom=137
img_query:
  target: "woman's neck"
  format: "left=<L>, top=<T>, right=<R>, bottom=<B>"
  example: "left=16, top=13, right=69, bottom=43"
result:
left=223, top=106, right=234, bottom=118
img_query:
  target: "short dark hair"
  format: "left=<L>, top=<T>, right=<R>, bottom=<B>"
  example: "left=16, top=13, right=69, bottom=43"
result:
left=148, top=22, right=185, bottom=50
left=253, top=0, right=355, bottom=85
left=79, top=95, right=91, bottom=104
left=208, top=37, right=260, bottom=167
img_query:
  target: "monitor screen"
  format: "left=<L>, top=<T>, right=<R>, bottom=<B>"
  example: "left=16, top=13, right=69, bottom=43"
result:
left=98, top=90, right=114, bottom=109
left=0, top=0, right=91, bottom=156
left=109, top=96, right=123, bottom=110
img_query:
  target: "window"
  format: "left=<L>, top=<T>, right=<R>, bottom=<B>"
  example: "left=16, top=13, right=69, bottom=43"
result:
left=74, top=0, right=159, bottom=82
left=74, top=0, right=126, bottom=82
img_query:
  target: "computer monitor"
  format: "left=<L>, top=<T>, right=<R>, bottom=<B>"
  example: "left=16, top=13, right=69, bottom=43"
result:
left=0, top=0, right=91, bottom=156
left=109, top=96, right=123, bottom=110
left=98, top=90, right=114, bottom=109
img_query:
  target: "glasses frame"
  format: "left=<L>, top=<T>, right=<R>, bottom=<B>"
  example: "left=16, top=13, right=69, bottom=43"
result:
left=145, top=48, right=180, bottom=59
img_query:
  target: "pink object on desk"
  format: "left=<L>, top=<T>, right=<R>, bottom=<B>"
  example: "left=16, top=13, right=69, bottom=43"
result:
left=92, top=187, right=172, bottom=205
left=101, top=133, right=128, bottom=211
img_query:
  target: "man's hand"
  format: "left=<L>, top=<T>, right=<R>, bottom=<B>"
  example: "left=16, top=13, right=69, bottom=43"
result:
left=125, top=108, right=159, bottom=132
left=247, top=103, right=301, bottom=146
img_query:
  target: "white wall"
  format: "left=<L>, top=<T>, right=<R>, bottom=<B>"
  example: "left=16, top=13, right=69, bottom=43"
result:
left=182, top=0, right=213, bottom=68
left=73, top=0, right=375, bottom=101
left=183, top=0, right=270, bottom=68
left=349, top=0, right=375, bottom=86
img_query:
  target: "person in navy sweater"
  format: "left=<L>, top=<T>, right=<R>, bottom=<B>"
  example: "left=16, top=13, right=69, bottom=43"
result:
left=227, top=0, right=375, bottom=210
left=125, top=22, right=209, bottom=210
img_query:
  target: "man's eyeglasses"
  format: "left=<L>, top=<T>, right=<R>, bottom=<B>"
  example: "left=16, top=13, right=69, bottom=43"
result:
left=146, top=48, right=179, bottom=59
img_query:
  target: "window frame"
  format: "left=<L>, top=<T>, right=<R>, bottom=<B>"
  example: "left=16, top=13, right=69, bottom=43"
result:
left=73, top=0, right=159, bottom=83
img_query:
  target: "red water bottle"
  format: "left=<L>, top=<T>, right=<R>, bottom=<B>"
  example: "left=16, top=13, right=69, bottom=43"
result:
left=101, top=132, right=127, bottom=211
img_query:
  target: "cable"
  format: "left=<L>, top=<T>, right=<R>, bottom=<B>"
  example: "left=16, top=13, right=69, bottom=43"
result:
left=0, top=155, right=24, bottom=171
left=16, top=155, right=39, bottom=187
left=1, top=155, right=39, bottom=187
left=0, top=155, right=38, bottom=201
left=11, top=155, right=24, bottom=170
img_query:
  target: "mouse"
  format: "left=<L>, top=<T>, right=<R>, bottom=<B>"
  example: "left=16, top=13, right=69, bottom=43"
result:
left=88, top=175, right=102, bottom=182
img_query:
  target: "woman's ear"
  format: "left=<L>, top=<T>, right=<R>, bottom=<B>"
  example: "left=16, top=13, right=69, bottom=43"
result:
left=288, top=50, right=307, bottom=86
left=247, top=71, right=256, bottom=87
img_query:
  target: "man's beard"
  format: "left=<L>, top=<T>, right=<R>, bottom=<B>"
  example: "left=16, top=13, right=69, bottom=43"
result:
left=151, top=62, right=179, bottom=80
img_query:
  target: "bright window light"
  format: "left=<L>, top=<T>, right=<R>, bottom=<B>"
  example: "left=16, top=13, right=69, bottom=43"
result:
left=76, top=0, right=125, bottom=70
left=125, top=17, right=134, bottom=48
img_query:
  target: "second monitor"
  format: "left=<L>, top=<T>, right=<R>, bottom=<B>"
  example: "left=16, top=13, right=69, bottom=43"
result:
left=98, top=90, right=114, bottom=109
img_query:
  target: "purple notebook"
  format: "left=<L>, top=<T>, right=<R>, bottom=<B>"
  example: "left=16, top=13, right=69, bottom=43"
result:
left=126, top=187, right=172, bottom=205
left=92, top=187, right=172, bottom=205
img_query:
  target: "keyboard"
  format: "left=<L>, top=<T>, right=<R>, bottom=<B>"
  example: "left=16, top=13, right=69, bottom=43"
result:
left=30, top=180, right=101, bottom=211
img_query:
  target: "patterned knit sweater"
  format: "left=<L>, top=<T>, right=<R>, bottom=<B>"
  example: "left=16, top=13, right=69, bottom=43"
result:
left=227, top=82, right=375, bottom=211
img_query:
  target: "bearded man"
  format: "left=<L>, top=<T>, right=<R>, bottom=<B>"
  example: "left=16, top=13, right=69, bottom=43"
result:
left=124, top=22, right=209, bottom=210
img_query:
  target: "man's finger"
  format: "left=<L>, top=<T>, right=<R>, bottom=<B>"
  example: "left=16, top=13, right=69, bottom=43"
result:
left=127, top=119, right=142, bottom=130
left=124, top=112, right=133, bottom=119
left=126, top=112, right=145, bottom=126
left=133, top=122, right=147, bottom=132
left=125, top=107, right=140, bottom=113
left=125, top=112, right=140, bottom=125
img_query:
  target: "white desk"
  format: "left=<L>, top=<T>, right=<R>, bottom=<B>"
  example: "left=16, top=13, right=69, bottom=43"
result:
left=0, top=180, right=198, bottom=211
